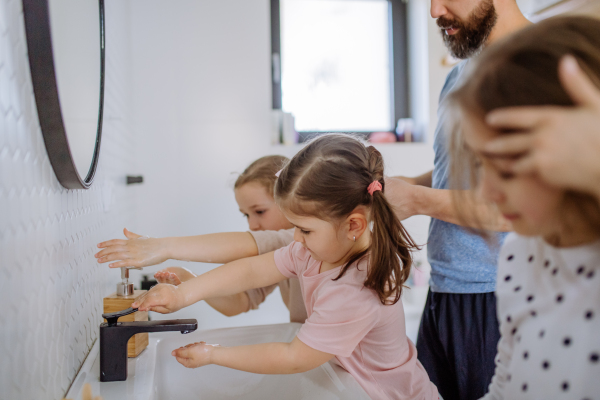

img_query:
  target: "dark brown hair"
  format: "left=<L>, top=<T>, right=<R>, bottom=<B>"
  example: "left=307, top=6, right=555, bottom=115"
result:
left=234, top=155, right=289, bottom=196
left=449, top=16, right=600, bottom=235
left=274, top=134, right=418, bottom=305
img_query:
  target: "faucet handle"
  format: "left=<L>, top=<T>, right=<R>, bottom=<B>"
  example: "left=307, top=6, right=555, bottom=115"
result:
left=102, top=307, right=138, bottom=325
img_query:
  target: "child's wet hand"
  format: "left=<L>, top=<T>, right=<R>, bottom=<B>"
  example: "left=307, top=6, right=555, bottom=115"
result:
left=154, top=266, right=196, bottom=286
left=155, top=270, right=182, bottom=285
left=95, top=228, right=168, bottom=269
left=172, top=342, right=219, bottom=368
left=131, top=283, right=185, bottom=313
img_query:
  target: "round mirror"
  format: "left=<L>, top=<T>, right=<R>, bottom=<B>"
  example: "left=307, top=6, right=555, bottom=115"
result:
left=22, top=0, right=105, bottom=189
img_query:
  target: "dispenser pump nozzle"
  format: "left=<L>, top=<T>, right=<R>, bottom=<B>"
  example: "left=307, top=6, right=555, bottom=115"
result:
left=116, top=267, right=134, bottom=296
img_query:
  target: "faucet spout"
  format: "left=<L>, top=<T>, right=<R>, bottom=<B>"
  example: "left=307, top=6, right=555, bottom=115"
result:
left=99, top=309, right=197, bottom=382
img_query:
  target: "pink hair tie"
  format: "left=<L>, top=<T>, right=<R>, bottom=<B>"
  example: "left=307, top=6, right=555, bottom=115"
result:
left=275, top=169, right=283, bottom=177
left=367, top=181, right=382, bottom=196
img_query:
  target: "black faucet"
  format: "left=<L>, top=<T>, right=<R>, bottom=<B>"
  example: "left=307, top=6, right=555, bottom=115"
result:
left=100, top=307, right=198, bottom=382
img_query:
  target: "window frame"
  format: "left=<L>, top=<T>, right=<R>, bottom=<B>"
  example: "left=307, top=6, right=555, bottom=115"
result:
left=270, top=0, right=410, bottom=141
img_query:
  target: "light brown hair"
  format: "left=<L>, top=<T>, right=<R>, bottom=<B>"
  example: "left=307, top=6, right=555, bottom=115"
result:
left=234, top=155, right=289, bottom=196
left=449, top=15, right=600, bottom=235
left=274, top=134, right=418, bottom=305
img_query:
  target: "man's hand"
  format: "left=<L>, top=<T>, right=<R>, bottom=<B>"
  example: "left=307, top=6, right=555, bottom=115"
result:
left=485, top=55, right=600, bottom=199
left=384, top=177, right=420, bottom=220
left=95, top=228, right=169, bottom=269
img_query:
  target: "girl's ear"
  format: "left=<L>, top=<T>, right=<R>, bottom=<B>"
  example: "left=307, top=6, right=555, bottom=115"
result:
left=346, top=208, right=369, bottom=241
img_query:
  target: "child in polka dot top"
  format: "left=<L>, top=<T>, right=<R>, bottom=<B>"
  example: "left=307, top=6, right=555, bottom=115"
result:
left=447, top=17, right=600, bottom=399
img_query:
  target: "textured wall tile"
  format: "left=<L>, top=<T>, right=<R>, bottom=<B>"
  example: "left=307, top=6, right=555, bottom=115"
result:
left=0, top=0, right=137, bottom=399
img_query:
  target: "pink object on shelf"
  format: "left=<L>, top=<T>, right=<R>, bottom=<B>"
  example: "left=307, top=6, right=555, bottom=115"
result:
left=369, top=131, right=396, bottom=143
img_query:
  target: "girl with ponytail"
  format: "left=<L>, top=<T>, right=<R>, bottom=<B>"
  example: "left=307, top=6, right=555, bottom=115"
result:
left=132, top=134, right=439, bottom=400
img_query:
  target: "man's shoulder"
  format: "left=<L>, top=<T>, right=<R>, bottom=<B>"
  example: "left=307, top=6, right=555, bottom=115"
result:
left=439, top=60, right=469, bottom=102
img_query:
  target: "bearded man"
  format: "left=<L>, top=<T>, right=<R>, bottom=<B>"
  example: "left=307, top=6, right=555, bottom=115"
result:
left=384, top=0, right=530, bottom=398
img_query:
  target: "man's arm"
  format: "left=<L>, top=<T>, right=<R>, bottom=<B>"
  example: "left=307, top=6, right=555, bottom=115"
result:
left=385, top=177, right=512, bottom=231
left=393, top=170, right=433, bottom=187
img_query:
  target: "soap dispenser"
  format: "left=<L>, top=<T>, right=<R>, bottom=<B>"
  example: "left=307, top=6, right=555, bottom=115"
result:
left=103, top=267, right=149, bottom=357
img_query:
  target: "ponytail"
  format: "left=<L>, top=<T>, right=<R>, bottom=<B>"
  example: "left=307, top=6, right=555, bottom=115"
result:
left=366, top=188, right=416, bottom=304
left=333, top=146, right=418, bottom=305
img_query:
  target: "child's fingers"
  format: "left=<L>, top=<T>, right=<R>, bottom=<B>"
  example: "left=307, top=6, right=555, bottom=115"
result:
left=131, top=295, right=146, bottom=309
left=172, top=342, right=205, bottom=357
left=168, top=273, right=182, bottom=285
left=174, top=356, right=195, bottom=368
left=95, top=246, right=130, bottom=261
left=82, top=383, right=92, bottom=400
left=107, top=260, right=140, bottom=269
left=132, top=284, right=177, bottom=312
left=96, top=239, right=127, bottom=249
left=154, top=271, right=175, bottom=284
left=154, top=272, right=171, bottom=284
left=124, top=228, right=144, bottom=239
left=155, top=270, right=181, bottom=285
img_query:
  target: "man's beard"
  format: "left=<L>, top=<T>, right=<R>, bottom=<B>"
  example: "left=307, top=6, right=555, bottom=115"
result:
left=437, top=0, right=498, bottom=59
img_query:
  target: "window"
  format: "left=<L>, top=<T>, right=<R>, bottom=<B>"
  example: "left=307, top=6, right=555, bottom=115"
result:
left=271, top=0, right=409, bottom=141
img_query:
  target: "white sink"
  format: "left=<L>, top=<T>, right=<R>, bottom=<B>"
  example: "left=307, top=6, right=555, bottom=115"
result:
left=66, top=323, right=370, bottom=400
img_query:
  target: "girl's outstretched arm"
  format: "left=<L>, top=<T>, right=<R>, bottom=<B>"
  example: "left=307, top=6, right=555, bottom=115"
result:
left=172, top=337, right=334, bottom=374
left=132, top=251, right=285, bottom=313
left=95, top=228, right=259, bottom=269
left=155, top=266, right=252, bottom=317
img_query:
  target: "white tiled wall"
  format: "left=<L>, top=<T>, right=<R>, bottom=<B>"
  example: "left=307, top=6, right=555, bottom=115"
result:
left=0, top=1, right=138, bottom=399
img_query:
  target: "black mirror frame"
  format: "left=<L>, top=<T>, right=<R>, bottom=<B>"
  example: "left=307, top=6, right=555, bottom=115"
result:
left=22, top=0, right=105, bottom=189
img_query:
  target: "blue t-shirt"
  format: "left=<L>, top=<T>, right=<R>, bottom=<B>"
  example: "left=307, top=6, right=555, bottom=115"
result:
left=428, top=61, right=507, bottom=293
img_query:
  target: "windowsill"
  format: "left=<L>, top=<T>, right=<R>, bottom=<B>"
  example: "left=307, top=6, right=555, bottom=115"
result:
left=271, top=131, right=426, bottom=146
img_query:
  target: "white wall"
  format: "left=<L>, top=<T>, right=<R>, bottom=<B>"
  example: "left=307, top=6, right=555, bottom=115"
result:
left=129, top=0, right=289, bottom=327
left=129, top=0, right=450, bottom=330
left=0, top=1, right=138, bottom=399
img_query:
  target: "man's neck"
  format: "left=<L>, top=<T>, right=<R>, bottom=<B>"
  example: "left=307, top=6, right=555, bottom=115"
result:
left=486, top=2, right=532, bottom=46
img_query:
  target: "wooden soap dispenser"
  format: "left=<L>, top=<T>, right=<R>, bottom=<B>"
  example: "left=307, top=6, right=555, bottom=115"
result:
left=103, top=267, right=149, bottom=357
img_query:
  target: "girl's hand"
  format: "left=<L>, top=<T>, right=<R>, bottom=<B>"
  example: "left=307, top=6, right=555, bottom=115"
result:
left=95, top=228, right=169, bottom=269
left=131, top=283, right=186, bottom=313
left=484, top=55, right=600, bottom=196
left=155, top=266, right=197, bottom=286
left=172, top=342, right=220, bottom=368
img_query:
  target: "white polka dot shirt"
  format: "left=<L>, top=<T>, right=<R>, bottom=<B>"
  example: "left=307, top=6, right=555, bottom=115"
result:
left=483, top=233, right=600, bottom=400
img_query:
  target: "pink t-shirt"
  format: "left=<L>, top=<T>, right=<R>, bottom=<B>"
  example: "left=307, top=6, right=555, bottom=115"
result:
left=274, top=242, right=438, bottom=400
